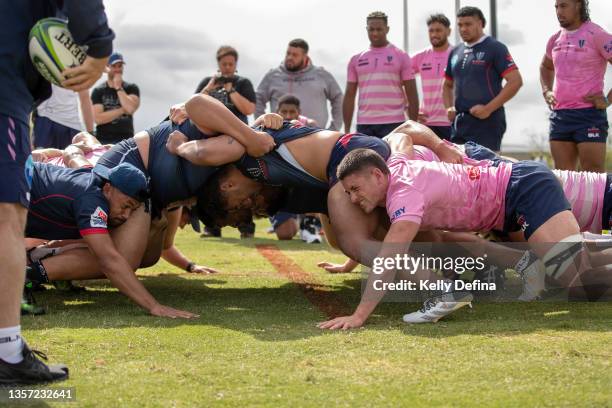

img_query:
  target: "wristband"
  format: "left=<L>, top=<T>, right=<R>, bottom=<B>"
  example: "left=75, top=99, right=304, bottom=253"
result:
left=185, top=262, right=195, bottom=272
left=227, top=88, right=236, bottom=95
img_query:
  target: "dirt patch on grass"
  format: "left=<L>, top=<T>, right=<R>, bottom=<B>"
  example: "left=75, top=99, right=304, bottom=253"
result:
left=256, top=244, right=351, bottom=318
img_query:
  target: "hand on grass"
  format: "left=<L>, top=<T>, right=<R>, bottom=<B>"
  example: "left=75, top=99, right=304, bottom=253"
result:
left=190, top=264, right=219, bottom=274
left=317, top=314, right=364, bottom=330
left=149, top=304, right=199, bottom=319
left=317, top=259, right=358, bottom=274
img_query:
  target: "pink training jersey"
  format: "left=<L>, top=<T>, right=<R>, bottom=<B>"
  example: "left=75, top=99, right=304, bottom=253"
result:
left=385, top=152, right=512, bottom=232
left=411, top=47, right=452, bottom=126
left=553, top=169, right=607, bottom=234
left=46, top=146, right=109, bottom=167
left=347, top=43, right=414, bottom=125
left=546, top=21, right=612, bottom=110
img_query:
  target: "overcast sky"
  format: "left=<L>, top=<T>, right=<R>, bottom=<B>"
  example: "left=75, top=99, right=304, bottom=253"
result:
left=99, top=0, right=611, bottom=150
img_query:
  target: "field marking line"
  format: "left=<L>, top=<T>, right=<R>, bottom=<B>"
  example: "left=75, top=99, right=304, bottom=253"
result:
left=256, top=244, right=351, bottom=318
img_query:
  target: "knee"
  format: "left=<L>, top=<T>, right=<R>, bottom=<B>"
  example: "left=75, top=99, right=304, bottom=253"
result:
left=0, top=203, right=27, bottom=233
left=275, top=220, right=297, bottom=240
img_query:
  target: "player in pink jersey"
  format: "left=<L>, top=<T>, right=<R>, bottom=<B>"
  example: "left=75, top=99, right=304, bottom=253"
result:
left=540, top=0, right=612, bottom=172
left=411, top=14, right=453, bottom=140
left=318, top=147, right=606, bottom=330
left=343, top=11, right=419, bottom=138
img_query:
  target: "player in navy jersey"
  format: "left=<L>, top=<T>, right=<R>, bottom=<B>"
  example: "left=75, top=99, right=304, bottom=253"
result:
left=24, top=162, right=198, bottom=320
left=442, top=6, right=523, bottom=151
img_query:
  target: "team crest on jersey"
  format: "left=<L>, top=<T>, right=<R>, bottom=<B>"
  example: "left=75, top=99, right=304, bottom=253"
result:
left=587, top=128, right=601, bottom=138
left=384, top=55, right=394, bottom=66
left=90, top=207, right=108, bottom=228
left=467, top=166, right=481, bottom=181
left=604, top=41, right=612, bottom=53
left=476, top=52, right=485, bottom=60
left=578, top=39, right=585, bottom=48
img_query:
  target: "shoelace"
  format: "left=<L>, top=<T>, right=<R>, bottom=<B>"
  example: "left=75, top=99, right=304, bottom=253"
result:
left=419, top=297, right=438, bottom=313
left=29, top=349, right=48, bottom=362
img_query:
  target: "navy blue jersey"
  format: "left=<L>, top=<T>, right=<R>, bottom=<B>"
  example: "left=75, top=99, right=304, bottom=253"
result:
left=235, top=121, right=327, bottom=189
left=445, top=37, right=518, bottom=113
left=26, top=163, right=110, bottom=240
left=146, top=120, right=218, bottom=208
left=95, top=119, right=218, bottom=210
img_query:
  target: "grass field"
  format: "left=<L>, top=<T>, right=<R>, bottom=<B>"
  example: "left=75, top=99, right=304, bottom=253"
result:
left=21, top=219, right=612, bottom=407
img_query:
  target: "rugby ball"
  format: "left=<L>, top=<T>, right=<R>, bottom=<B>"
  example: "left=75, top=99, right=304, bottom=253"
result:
left=28, top=18, right=87, bottom=87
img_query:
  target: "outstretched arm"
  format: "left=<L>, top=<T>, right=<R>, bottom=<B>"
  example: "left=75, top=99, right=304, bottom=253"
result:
left=166, top=132, right=246, bottom=167
left=83, top=233, right=199, bottom=318
left=185, top=94, right=275, bottom=157
left=387, top=121, right=463, bottom=163
left=318, top=220, right=420, bottom=329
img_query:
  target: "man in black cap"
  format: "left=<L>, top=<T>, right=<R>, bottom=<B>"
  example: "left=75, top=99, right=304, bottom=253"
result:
left=91, top=52, right=141, bottom=144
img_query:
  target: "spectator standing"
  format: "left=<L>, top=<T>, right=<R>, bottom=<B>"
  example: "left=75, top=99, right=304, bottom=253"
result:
left=443, top=6, right=523, bottom=151
left=343, top=11, right=419, bottom=138
left=411, top=14, right=453, bottom=140
left=0, top=0, right=113, bottom=385
left=197, top=46, right=256, bottom=239
left=256, top=39, right=343, bottom=130
left=91, top=52, right=140, bottom=144
left=196, top=46, right=256, bottom=124
left=33, top=85, right=94, bottom=149
left=540, top=0, right=612, bottom=172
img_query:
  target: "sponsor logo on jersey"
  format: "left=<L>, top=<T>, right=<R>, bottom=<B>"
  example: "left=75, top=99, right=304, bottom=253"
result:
left=390, top=206, right=406, bottom=221
left=467, top=166, right=481, bottom=181
left=516, top=214, right=529, bottom=232
left=90, top=207, right=108, bottom=228
left=604, top=41, right=612, bottom=54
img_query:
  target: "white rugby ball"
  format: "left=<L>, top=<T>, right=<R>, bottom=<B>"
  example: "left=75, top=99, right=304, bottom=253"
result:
left=28, top=17, right=87, bottom=87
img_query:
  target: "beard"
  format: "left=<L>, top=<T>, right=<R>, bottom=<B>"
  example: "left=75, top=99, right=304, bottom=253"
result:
left=285, top=60, right=305, bottom=72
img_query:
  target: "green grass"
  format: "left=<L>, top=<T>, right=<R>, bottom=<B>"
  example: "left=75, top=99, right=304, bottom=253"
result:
left=20, top=220, right=612, bottom=407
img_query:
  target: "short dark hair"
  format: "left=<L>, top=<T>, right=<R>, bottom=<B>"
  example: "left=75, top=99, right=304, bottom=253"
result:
left=427, top=13, right=451, bottom=28
left=367, top=11, right=388, bottom=25
left=216, top=45, right=238, bottom=62
left=288, top=38, right=309, bottom=53
left=337, top=148, right=390, bottom=181
left=277, top=94, right=301, bottom=109
left=457, top=6, right=486, bottom=28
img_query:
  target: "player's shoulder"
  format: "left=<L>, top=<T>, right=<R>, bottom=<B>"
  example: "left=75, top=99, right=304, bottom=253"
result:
left=584, top=21, right=607, bottom=34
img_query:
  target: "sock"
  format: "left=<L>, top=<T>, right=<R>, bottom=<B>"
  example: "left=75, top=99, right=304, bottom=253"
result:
left=26, top=260, right=49, bottom=284
left=0, top=326, right=24, bottom=364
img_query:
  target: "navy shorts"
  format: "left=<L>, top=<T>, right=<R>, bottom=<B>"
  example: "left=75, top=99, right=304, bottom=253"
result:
left=0, top=115, right=32, bottom=208
left=549, top=108, right=608, bottom=143
left=428, top=125, right=452, bottom=141
left=451, top=109, right=506, bottom=151
left=503, top=161, right=571, bottom=240
left=600, top=174, right=612, bottom=231
left=326, top=133, right=391, bottom=186
left=269, top=211, right=298, bottom=230
left=356, top=122, right=405, bottom=139
left=464, top=141, right=511, bottom=166
left=33, top=115, right=80, bottom=149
